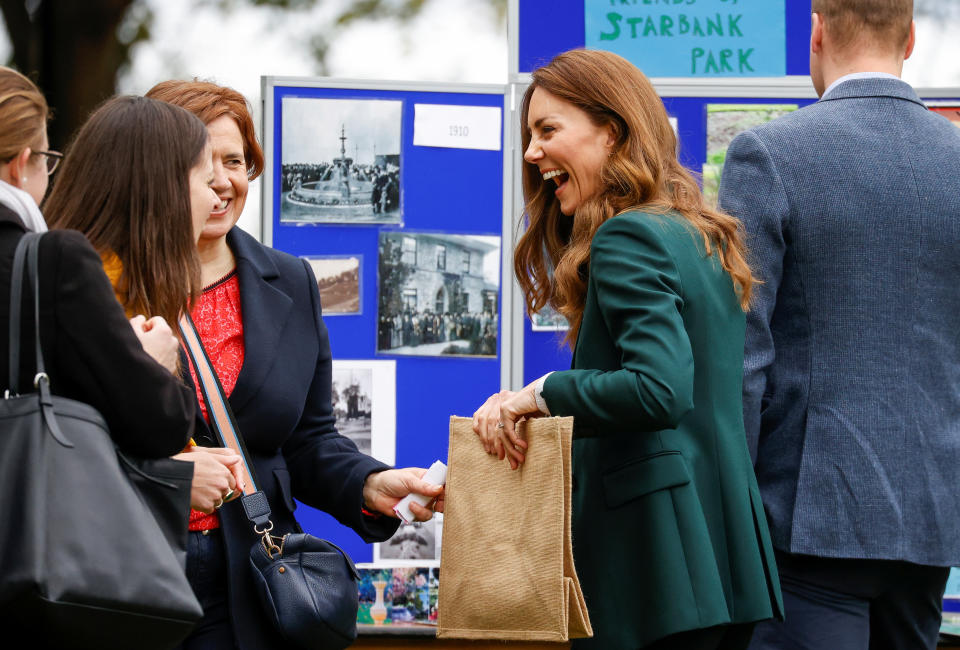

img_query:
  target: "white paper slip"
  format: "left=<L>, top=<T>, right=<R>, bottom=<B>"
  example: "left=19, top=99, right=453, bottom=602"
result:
left=393, top=460, right=447, bottom=524
left=413, top=104, right=502, bottom=151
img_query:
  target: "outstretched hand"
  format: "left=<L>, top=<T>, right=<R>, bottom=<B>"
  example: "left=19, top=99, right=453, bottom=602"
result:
left=362, top=467, right=444, bottom=521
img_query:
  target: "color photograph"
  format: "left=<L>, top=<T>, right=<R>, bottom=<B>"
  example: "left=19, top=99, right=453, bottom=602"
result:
left=304, top=255, right=361, bottom=315
left=281, top=96, right=402, bottom=224
left=377, top=231, right=500, bottom=358
left=531, top=304, right=568, bottom=332
left=702, top=103, right=798, bottom=206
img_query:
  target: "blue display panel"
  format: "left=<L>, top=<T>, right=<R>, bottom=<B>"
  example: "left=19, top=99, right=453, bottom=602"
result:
left=519, top=0, right=812, bottom=77
left=267, top=83, right=505, bottom=563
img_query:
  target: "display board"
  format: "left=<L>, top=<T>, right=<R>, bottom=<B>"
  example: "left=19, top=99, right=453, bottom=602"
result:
left=261, top=78, right=513, bottom=566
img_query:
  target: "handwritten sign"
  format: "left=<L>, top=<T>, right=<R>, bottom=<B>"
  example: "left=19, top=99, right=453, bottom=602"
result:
left=585, top=0, right=786, bottom=77
left=413, top=104, right=502, bottom=151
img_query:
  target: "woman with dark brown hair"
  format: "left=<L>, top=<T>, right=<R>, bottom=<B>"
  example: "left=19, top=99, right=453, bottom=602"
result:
left=44, top=95, right=242, bottom=516
left=472, top=49, right=783, bottom=649
left=146, top=79, right=443, bottom=649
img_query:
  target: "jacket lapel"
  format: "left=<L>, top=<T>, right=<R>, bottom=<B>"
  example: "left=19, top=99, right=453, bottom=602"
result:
left=225, top=227, right=293, bottom=415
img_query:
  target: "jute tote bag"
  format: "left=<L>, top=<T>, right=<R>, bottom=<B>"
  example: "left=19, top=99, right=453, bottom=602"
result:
left=438, top=416, right=592, bottom=641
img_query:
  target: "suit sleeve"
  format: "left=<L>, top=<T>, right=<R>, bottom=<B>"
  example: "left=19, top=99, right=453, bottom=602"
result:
left=718, top=130, right=790, bottom=462
left=540, top=217, right=694, bottom=433
left=49, top=230, right=195, bottom=457
left=281, top=258, right=398, bottom=542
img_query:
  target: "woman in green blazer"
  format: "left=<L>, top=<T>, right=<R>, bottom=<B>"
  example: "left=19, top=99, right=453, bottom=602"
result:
left=472, top=49, right=783, bottom=649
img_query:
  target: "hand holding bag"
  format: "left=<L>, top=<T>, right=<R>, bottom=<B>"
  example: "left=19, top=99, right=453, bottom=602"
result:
left=0, top=233, right=202, bottom=649
left=180, top=312, right=360, bottom=650
left=438, top=415, right=592, bottom=641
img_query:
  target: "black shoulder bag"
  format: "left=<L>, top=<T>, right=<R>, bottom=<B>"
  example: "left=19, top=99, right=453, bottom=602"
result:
left=180, top=311, right=360, bottom=650
left=0, top=232, right=203, bottom=648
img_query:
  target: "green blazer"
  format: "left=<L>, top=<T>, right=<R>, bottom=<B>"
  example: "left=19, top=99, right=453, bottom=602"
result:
left=541, top=210, right=783, bottom=647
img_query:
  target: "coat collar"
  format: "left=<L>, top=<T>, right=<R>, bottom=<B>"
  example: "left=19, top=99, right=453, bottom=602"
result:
left=0, top=204, right=28, bottom=232
left=222, top=226, right=294, bottom=414
left=820, top=76, right=925, bottom=109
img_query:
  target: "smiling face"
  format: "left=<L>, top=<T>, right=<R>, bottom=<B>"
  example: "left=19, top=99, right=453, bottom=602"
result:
left=523, top=87, right=614, bottom=216
left=188, top=142, right=219, bottom=242
left=203, top=115, right=249, bottom=245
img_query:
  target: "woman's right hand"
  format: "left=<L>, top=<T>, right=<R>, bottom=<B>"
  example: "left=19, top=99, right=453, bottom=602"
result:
left=173, top=446, right=243, bottom=513
left=129, top=314, right=180, bottom=373
left=472, top=385, right=541, bottom=470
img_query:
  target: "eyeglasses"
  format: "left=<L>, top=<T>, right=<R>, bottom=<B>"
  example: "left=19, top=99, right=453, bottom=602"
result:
left=33, top=150, right=63, bottom=175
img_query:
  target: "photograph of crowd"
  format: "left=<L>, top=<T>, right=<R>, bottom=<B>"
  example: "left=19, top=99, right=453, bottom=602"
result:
left=377, top=231, right=500, bottom=358
left=280, top=96, right=402, bottom=224
left=330, top=360, right=396, bottom=464
left=305, top=255, right=361, bottom=315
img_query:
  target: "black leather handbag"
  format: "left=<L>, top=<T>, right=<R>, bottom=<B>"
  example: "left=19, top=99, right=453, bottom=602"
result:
left=0, top=232, right=202, bottom=649
left=180, top=312, right=360, bottom=650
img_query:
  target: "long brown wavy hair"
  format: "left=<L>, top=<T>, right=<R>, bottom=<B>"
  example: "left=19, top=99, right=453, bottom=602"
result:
left=44, top=95, right=207, bottom=329
left=515, top=49, right=756, bottom=347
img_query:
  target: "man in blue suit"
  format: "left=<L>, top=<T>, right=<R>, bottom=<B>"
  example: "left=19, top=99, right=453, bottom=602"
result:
left=719, top=1, right=960, bottom=648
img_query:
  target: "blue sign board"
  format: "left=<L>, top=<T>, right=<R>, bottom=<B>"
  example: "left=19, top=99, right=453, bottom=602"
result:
left=584, top=0, right=787, bottom=77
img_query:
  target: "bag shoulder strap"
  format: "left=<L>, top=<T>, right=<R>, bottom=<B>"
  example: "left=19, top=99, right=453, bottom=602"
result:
left=179, top=313, right=273, bottom=531
left=5, top=232, right=72, bottom=447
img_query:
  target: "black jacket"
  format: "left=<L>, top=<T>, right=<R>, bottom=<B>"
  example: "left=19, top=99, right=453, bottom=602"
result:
left=0, top=204, right=195, bottom=457
left=185, top=227, right=398, bottom=649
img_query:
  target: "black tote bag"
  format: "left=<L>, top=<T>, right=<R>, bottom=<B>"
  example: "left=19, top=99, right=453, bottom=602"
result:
left=0, top=232, right=202, bottom=649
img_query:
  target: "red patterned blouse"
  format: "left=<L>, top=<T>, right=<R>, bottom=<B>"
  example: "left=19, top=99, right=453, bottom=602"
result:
left=187, top=271, right=244, bottom=531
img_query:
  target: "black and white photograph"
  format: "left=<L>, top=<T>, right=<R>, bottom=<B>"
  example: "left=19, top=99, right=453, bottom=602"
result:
left=331, top=360, right=396, bottom=464
left=531, top=304, right=568, bottom=332
left=304, top=255, right=362, bottom=315
left=373, top=514, right=443, bottom=567
left=281, top=97, right=402, bottom=224
left=377, top=231, right=500, bottom=358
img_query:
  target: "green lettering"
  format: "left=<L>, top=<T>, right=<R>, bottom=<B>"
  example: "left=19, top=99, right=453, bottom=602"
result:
left=720, top=48, right=734, bottom=72
left=628, top=17, right=643, bottom=37
left=660, top=15, right=674, bottom=36
left=738, top=48, right=755, bottom=72
left=643, top=16, right=657, bottom=36
left=678, top=14, right=690, bottom=34
left=728, top=13, right=743, bottom=36
left=706, top=13, right=722, bottom=35
left=704, top=49, right=720, bottom=73
left=600, top=12, right=622, bottom=41
left=691, top=47, right=705, bottom=73
left=693, top=16, right=705, bottom=36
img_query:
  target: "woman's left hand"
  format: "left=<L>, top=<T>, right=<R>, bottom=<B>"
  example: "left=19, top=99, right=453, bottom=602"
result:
left=472, top=384, right=541, bottom=469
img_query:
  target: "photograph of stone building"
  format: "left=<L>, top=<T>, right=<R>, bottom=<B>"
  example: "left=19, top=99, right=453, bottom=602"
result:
left=377, top=231, right=500, bottom=358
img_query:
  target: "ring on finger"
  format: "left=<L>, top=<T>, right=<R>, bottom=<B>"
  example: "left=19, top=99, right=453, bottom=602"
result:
left=495, top=421, right=505, bottom=429
left=214, top=497, right=224, bottom=510
left=223, top=489, right=234, bottom=502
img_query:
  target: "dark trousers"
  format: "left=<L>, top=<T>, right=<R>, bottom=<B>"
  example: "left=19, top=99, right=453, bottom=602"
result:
left=645, top=623, right=755, bottom=650
left=749, top=551, right=950, bottom=650
left=174, top=529, right=236, bottom=650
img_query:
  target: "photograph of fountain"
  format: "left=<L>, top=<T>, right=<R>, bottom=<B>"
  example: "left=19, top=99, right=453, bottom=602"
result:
left=280, top=96, right=402, bottom=224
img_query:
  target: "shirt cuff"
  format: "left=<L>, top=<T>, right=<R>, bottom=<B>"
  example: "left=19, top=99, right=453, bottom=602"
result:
left=533, top=372, right=553, bottom=416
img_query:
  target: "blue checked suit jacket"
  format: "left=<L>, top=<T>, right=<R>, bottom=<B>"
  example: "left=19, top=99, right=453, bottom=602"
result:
left=719, top=77, right=960, bottom=566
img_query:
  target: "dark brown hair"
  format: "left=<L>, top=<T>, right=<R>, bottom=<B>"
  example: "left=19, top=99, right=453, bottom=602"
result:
left=0, top=66, right=48, bottom=163
left=515, top=49, right=756, bottom=347
left=44, top=95, right=207, bottom=328
left=812, top=0, right=913, bottom=51
left=145, top=79, right=263, bottom=180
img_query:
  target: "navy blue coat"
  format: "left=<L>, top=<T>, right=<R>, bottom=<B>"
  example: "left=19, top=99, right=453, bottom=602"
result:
left=719, top=78, right=960, bottom=565
left=187, top=227, right=398, bottom=648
